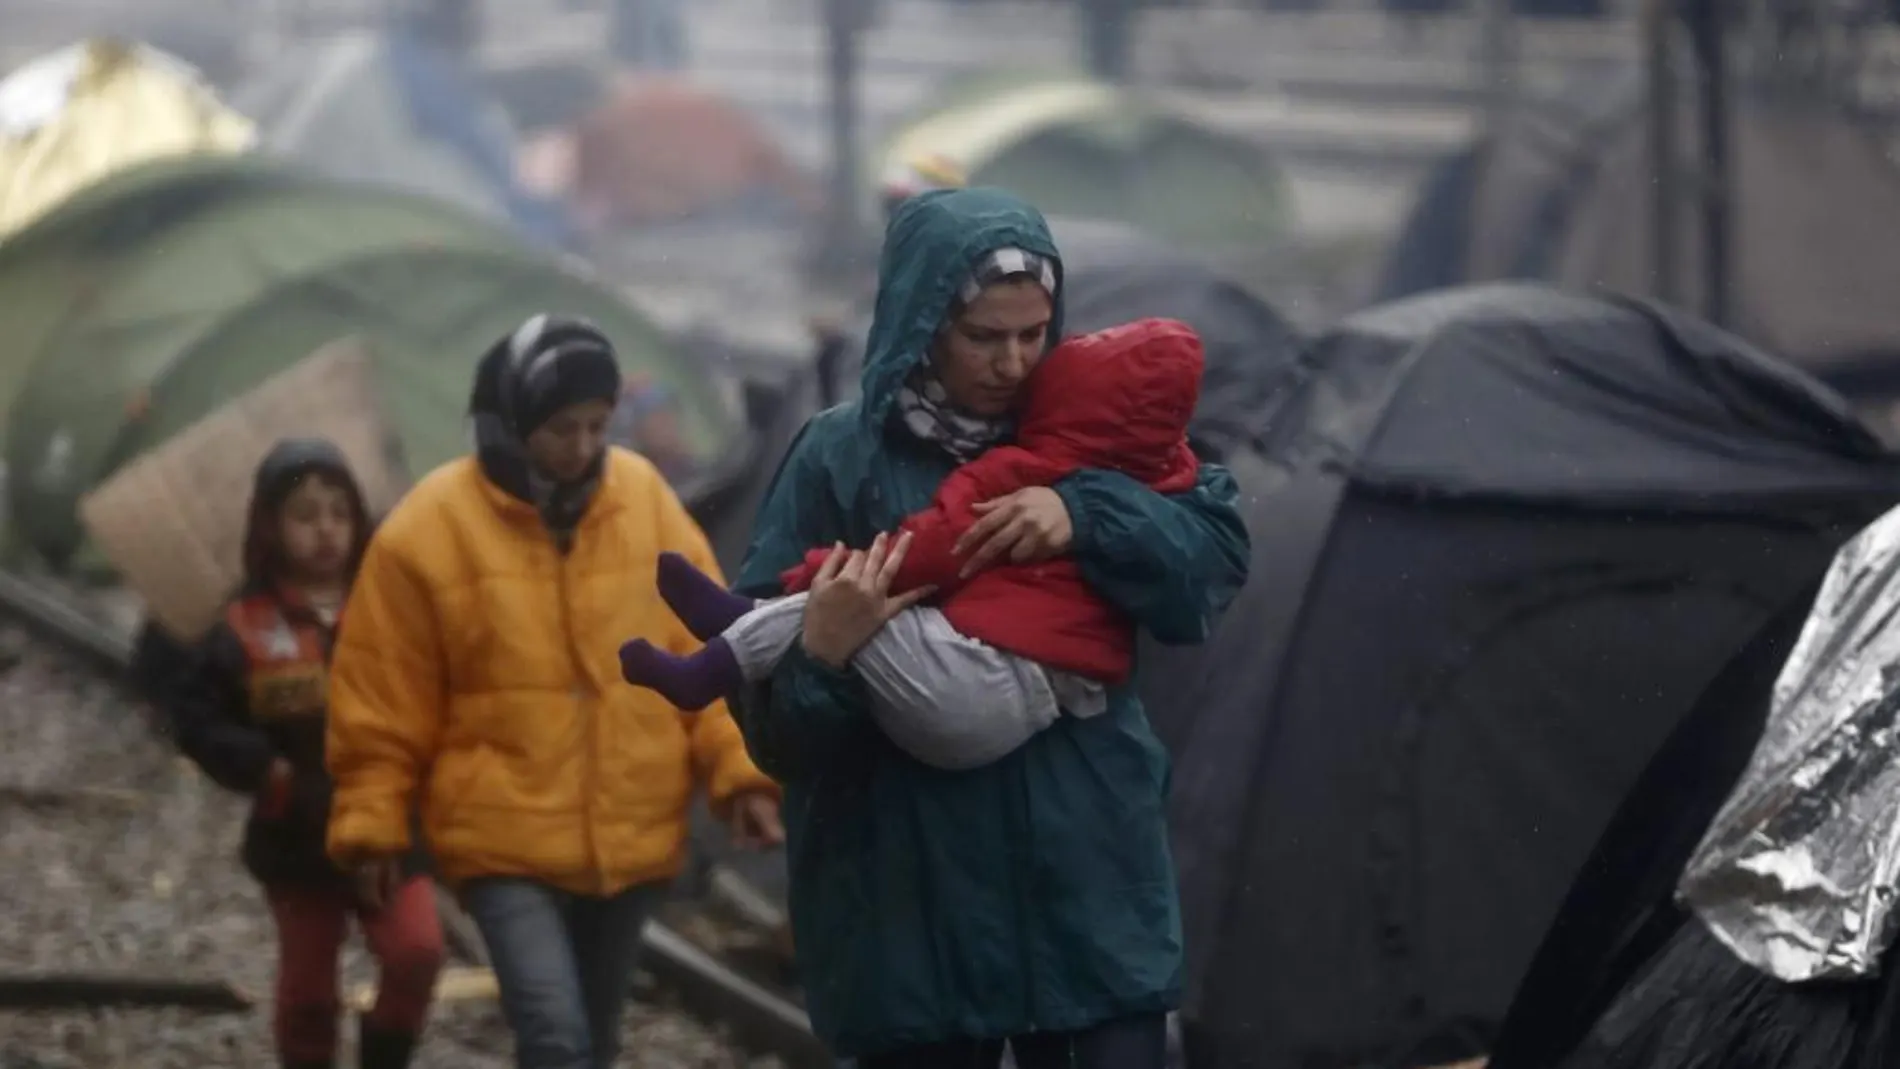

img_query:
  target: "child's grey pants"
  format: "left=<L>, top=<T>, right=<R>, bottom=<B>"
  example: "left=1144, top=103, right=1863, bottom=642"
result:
left=726, top=594, right=1107, bottom=771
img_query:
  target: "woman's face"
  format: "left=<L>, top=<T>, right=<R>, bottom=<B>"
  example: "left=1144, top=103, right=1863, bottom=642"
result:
left=526, top=399, right=614, bottom=483
left=934, top=278, right=1053, bottom=417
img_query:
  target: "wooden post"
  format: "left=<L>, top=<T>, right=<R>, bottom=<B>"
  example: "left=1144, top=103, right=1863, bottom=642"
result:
left=1684, top=0, right=1731, bottom=328
left=1644, top=0, right=1680, bottom=304
left=1475, top=0, right=1519, bottom=135
left=822, top=0, right=869, bottom=270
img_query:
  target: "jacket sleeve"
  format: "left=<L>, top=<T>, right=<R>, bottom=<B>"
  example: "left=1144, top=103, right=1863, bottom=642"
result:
left=889, top=445, right=1050, bottom=595
left=1053, top=462, right=1251, bottom=645
left=325, top=526, right=446, bottom=864
left=650, top=474, right=780, bottom=811
left=154, top=623, right=278, bottom=795
left=730, top=420, right=876, bottom=782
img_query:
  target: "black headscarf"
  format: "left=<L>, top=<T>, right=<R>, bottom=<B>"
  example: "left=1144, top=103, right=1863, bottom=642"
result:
left=468, top=314, right=622, bottom=545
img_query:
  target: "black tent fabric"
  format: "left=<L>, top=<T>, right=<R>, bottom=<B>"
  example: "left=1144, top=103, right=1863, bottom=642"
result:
left=1376, top=84, right=1900, bottom=400
left=820, top=216, right=1304, bottom=460
left=1144, top=283, right=1900, bottom=1069
left=1486, top=585, right=1820, bottom=1069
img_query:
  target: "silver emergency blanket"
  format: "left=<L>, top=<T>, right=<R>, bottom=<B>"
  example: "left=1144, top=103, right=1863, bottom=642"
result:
left=1678, top=502, right=1900, bottom=982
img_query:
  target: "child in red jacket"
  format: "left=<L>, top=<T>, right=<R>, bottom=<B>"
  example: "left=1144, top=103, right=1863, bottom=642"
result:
left=150, top=438, right=443, bottom=1069
left=620, top=317, right=1202, bottom=769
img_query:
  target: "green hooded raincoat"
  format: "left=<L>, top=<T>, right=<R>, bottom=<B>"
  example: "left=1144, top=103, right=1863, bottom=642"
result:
left=733, top=188, right=1250, bottom=1057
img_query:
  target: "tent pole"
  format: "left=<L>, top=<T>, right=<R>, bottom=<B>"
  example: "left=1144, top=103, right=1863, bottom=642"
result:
left=821, top=0, right=869, bottom=272
left=1476, top=0, right=1519, bottom=135
left=1644, top=0, right=1680, bottom=306
left=1685, top=0, right=1733, bottom=329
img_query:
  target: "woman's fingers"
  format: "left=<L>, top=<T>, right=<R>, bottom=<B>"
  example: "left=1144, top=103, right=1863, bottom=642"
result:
left=883, top=585, right=937, bottom=619
left=873, top=531, right=913, bottom=591
left=959, top=519, right=1025, bottom=579
left=859, top=532, right=891, bottom=576
left=952, top=503, right=1013, bottom=558
left=813, top=542, right=848, bottom=585
left=836, top=548, right=871, bottom=584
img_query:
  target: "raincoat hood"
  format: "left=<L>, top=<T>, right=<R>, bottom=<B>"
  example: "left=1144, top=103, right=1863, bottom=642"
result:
left=241, top=436, right=372, bottom=589
left=858, top=187, right=1064, bottom=435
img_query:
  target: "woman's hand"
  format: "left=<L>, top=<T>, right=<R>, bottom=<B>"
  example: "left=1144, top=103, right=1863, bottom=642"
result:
left=800, top=532, right=934, bottom=669
left=729, top=791, right=786, bottom=849
left=352, top=856, right=403, bottom=912
left=954, top=487, right=1074, bottom=578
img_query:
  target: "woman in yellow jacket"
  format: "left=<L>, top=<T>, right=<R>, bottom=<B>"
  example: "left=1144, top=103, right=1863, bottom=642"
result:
left=324, top=315, right=783, bottom=1069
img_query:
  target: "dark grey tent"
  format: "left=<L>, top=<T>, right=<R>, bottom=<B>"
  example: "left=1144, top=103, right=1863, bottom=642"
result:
left=821, top=216, right=1304, bottom=459
left=1147, top=283, right=1900, bottom=1068
left=1377, top=85, right=1900, bottom=403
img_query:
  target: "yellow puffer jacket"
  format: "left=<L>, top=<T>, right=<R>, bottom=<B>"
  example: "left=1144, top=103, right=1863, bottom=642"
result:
left=325, top=449, right=776, bottom=895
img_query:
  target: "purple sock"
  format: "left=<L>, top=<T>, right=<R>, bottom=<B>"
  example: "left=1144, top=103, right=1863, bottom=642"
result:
left=657, top=551, right=755, bottom=641
left=619, top=637, right=744, bottom=712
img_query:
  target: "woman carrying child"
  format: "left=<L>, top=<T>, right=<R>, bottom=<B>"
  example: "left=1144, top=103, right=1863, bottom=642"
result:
left=155, top=437, right=444, bottom=1069
left=621, top=316, right=1209, bottom=771
left=702, top=188, right=1251, bottom=1069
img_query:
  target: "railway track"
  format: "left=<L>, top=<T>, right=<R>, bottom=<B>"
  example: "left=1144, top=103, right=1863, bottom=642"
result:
left=0, top=568, right=830, bottom=1069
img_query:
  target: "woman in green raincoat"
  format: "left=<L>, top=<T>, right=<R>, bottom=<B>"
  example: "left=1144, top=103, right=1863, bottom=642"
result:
left=732, top=187, right=1250, bottom=1067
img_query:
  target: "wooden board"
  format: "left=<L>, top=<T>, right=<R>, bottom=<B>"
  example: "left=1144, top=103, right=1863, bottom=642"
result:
left=347, top=965, right=498, bottom=1014
left=76, top=338, right=409, bottom=644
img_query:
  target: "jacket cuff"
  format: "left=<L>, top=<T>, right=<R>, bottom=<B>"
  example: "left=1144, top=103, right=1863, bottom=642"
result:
left=1054, top=477, right=1097, bottom=557
left=708, top=753, right=782, bottom=816
left=325, top=801, right=411, bottom=864
left=781, top=641, right=863, bottom=695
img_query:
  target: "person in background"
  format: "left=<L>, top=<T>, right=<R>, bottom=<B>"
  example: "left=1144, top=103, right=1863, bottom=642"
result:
left=324, top=315, right=783, bottom=1069
left=732, top=187, right=1250, bottom=1068
left=154, top=438, right=442, bottom=1069
left=608, top=373, right=695, bottom=484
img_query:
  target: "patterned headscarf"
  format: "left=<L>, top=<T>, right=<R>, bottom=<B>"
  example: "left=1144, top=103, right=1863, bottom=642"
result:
left=896, top=246, right=1059, bottom=461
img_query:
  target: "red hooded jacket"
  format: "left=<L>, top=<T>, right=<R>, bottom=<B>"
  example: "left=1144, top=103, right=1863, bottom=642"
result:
left=781, top=317, right=1204, bottom=684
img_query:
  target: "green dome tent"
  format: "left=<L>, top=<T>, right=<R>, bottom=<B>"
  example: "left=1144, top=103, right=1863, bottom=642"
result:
left=0, top=157, right=738, bottom=568
left=0, top=155, right=520, bottom=446
left=876, top=74, right=1290, bottom=253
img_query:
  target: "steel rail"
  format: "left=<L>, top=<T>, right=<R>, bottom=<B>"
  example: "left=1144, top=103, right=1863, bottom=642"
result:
left=0, top=569, right=829, bottom=1069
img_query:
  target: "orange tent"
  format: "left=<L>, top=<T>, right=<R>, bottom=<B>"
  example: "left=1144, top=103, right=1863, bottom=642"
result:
left=567, top=74, right=819, bottom=227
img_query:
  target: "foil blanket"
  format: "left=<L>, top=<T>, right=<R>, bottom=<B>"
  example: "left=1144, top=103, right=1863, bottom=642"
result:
left=1678, top=503, right=1900, bottom=983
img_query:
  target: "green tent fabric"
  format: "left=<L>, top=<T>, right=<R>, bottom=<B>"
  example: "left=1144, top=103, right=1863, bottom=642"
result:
left=1, top=161, right=736, bottom=567
left=877, top=75, right=1289, bottom=252
left=0, top=157, right=306, bottom=445
left=0, top=155, right=522, bottom=450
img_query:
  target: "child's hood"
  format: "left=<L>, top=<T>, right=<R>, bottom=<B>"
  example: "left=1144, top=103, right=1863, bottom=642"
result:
left=1017, top=317, right=1205, bottom=476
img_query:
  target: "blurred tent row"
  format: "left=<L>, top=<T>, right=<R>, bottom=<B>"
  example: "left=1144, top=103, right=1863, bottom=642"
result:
left=1, top=20, right=1297, bottom=295
left=1377, top=76, right=1900, bottom=434
left=873, top=70, right=1292, bottom=263
left=0, top=38, right=798, bottom=582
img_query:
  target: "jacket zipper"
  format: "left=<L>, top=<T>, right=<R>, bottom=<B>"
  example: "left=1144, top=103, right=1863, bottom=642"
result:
left=555, top=542, right=602, bottom=894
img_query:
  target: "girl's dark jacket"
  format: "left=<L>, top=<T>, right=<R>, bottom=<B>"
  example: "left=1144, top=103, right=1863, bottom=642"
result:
left=135, top=438, right=427, bottom=889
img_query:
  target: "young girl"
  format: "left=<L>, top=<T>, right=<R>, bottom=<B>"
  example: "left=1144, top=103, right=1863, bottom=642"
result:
left=156, top=438, right=443, bottom=1069
left=619, top=316, right=1204, bottom=770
